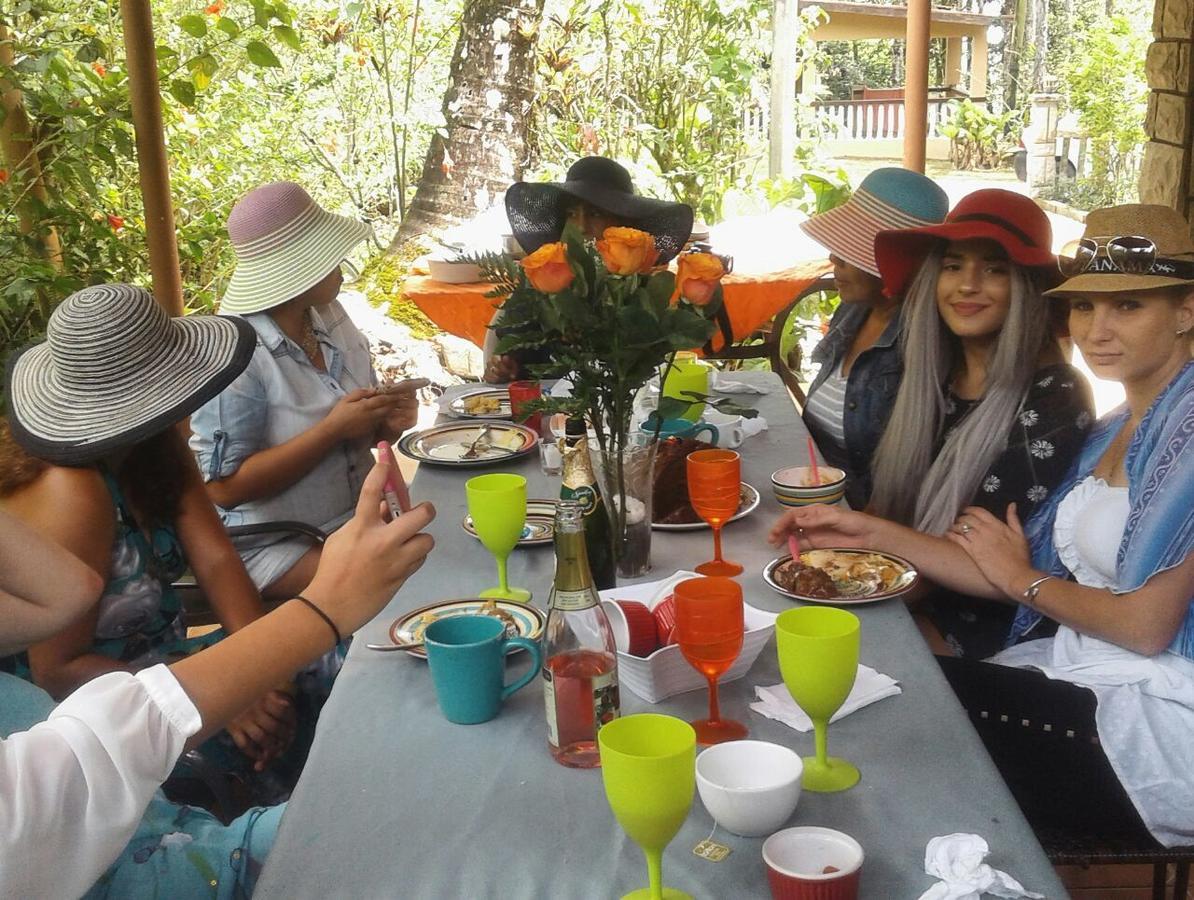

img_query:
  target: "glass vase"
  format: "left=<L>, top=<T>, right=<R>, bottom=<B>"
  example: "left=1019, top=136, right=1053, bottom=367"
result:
left=590, top=440, right=657, bottom=580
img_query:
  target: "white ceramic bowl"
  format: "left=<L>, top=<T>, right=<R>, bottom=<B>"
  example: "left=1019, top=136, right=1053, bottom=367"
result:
left=696, top=741, right=804, bottom=837
left=771, top=465, right=846, bottom=507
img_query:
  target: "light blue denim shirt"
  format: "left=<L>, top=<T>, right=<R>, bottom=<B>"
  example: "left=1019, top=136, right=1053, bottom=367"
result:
left=189, top=300, right=376, bottom=535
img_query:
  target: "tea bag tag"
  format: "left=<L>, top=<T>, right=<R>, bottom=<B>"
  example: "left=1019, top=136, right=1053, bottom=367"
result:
left=693, top=839, right=731, bottom=862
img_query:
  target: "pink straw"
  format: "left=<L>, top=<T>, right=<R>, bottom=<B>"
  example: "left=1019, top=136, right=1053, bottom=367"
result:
left=806, top=436, right=820, bottom=487
left=788, top=533, right=801, bottom=562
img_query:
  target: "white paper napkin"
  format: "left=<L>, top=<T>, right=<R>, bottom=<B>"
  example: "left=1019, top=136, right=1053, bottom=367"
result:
left=917, top=834, right=1045, bottom=900
left=711, top=374, right=770, bottom=394
left=750, top=666, right=901, bottom=732
left=741, top=415, right=768, bottom=438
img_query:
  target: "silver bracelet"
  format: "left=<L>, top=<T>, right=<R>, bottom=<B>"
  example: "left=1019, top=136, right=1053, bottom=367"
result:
left=1021, top=574, right=1053, bottom=605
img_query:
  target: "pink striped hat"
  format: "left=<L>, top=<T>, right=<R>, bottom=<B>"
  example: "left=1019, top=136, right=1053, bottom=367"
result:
left=799, top=168, right=949, bottom=278
left=220, top=182, right=372, bottom=314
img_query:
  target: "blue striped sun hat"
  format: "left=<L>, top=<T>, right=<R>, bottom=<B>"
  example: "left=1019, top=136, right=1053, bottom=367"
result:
left=220, top=182, right=372, bottom=315
left=799, top=168, right=949, bottom=277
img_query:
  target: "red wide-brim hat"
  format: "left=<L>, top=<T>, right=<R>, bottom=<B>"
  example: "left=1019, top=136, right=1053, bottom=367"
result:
left=874, top=189, right=1059, bottom=298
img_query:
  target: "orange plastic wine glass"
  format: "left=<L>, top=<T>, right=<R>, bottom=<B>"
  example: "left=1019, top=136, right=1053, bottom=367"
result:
left=673, top=576, right=748, bottom=744
left=687, top=449, right=743, bottom=577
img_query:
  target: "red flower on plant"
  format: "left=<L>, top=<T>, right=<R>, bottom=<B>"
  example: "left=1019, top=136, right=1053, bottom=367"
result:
left=0, top=169, right=8, bottom=185
left=107, top=214, right=125, bottom=232
left=92, top=62, right=107, bottom=77
left=204, top=0, right=225, bottom=14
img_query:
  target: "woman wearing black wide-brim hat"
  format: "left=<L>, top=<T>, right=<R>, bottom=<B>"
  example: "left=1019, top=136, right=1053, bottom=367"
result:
left=485, top=157, right=696, bottom=382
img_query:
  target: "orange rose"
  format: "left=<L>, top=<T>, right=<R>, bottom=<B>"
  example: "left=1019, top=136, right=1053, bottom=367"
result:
left=596, top=226, right=657, bottom=275
left=520, top=242, right=574, bottom=293
left=675, top=252, right=725, bottom=306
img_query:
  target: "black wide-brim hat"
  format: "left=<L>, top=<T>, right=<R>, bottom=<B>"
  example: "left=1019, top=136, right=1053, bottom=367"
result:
left=6, top=283, right=256, bottom=465
left=505, top=157, right=695, bottom=264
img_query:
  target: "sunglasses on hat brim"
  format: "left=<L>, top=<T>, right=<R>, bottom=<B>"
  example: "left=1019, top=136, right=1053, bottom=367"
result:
left=1058, top=235, right=1194, bottom=280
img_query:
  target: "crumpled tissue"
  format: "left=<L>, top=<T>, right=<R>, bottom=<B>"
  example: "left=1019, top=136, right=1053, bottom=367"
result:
left=917, top=834, right=1045, bottom=900
left=750, top=665, right=901, bottom=732
left=711, top=374, right=770, bottom=394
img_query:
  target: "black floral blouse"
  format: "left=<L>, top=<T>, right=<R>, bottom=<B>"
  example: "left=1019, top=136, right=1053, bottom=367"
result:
left=928, top=362, right=1094, bottom=659
left=940, top=363, right=1095, bottom=520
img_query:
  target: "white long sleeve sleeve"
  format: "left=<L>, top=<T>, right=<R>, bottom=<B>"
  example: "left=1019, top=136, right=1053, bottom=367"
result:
left=0, top=665, right=201, bottom=898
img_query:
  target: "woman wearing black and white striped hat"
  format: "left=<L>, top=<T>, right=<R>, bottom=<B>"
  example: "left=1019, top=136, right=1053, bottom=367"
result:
left=0, top=282, right=436, bottom=896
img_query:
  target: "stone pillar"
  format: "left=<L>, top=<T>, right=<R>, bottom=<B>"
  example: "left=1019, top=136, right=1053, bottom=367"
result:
left=1139, top=0, right=1194, bottom=230
left=1024, top=76, right=1061, bottom=195
left=970, top=30, right=989, bottom=99
left=770, top=0, right=800, bottom=179
left=944, top=37, right=963, bottom=91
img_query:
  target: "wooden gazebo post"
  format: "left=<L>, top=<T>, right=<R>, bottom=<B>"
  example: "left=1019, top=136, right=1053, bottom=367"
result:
left=903, top=0, right=932, bottom=172
left=119, top=0, right=183, bottom=315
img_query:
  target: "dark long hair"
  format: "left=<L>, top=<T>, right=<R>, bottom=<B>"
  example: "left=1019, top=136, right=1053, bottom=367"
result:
left=0, top=418, right=188, bottom=526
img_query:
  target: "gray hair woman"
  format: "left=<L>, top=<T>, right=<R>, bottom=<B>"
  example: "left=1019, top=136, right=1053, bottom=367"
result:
left=866, top=189, right=1095, bottom=656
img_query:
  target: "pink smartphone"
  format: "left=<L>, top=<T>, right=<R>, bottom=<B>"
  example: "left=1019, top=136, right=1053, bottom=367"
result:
left=377, top=441, right=412, bottom=517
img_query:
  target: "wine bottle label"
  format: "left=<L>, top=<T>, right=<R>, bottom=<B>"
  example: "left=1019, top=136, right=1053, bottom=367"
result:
left=560, top=483, right=597, bottom=516
left=592, top=670, right=620, bottom=734
left=551, top=588, right=598, bottom=611
left=542, top=667, right=559, bottom=747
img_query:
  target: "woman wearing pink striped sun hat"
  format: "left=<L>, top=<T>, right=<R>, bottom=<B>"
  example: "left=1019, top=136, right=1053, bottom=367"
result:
left=191, top=182, right=427, bottom=601
left=798, top=167, right=949, bottom=509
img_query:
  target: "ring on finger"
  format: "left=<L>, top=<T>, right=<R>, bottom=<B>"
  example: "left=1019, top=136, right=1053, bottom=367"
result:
left=959, top=523, right=973, bottom=535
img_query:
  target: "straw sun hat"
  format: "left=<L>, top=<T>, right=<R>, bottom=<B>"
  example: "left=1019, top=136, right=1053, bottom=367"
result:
left=799, top=167, right=950, bottom=278
left=1046, top=203, right=1194, bottom=296
left=219, top=181, right=372, bottom=315
left=505, top=157, right=695, bottom=264
left=6, top=284, right=255, bottom=465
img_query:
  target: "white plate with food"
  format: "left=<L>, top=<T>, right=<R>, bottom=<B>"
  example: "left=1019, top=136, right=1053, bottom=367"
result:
left=396, top=421, right=537, bottom=467
left=762, top=549, right=918, bottom=604
left=386, top=598, right=547, bottom=659
left=448, top=388, right=512, bottom=419
left=652, top=483, right=760, bottom=531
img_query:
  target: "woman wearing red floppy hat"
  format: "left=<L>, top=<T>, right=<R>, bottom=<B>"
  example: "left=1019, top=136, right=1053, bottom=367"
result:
left=778, top=189, right=1095, bottom=658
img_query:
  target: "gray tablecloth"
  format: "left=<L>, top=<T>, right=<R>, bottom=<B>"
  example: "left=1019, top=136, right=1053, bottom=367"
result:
left=256, top=372, right=1067, bottom=899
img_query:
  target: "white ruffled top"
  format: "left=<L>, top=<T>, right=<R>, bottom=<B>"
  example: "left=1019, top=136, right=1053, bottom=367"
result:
left=1052, top=475, right=1130, bottom=590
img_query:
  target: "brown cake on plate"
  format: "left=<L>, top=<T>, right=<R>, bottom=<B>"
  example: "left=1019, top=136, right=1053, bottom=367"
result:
left=651, top=437, right=715, bottom=525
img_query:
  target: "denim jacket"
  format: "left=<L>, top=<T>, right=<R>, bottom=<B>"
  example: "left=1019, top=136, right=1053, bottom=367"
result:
left=803, top=302, right=903, bottom=509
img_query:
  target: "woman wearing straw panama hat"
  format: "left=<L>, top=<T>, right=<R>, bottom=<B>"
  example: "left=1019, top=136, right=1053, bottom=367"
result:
left=190, top=182, right=427, bottom=601
left=772, top=203, right=1194, bottom=846
left=798, top=167, right=949, bottom=508
left=0, top=283, right=438, bottom=895
left=781, top=189, right=1095, bottom=659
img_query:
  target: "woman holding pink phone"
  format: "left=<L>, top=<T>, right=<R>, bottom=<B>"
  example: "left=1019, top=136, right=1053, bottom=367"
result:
left=190, top=182, right=427, bottom=601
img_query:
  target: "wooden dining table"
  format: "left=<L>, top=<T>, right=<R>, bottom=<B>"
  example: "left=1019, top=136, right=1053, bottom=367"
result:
left=255, top=372, right=1066, bottom=899
left=402, top=259, right=833, bottom=352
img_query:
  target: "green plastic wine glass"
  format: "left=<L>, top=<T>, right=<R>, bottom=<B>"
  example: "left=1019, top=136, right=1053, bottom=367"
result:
left=599, top=714, right=696, bottom=900
left=465, top=473, right=531, bottom=603
left=775, top=606, right=861, bottom=792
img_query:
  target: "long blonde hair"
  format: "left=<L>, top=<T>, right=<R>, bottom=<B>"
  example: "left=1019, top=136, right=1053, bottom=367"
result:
left=868, top=249, right=1051, bottom=534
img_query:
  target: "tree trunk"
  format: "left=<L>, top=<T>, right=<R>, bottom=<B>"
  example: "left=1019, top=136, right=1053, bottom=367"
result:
left=1004, top=0, right=1028, bottom=111
left=392, top=0, right=545, bottom=248
left=0, top=21, right=63, bottom=270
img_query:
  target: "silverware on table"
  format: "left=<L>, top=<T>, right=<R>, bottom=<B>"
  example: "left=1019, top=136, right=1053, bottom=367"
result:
left=366, top=641, right=423, bottom=652
left=460, top=424, right=494, bottom=459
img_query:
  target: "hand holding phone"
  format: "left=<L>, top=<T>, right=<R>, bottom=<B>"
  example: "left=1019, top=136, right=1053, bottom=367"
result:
left=377, top=441, right=412, bottom=518
left=376, top=377, right=432, bottom=396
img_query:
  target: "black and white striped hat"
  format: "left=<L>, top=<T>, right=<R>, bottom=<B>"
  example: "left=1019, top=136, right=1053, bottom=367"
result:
left=219, top=181, right=372, bottom=314
left=6, top=283, right=255, bottom=465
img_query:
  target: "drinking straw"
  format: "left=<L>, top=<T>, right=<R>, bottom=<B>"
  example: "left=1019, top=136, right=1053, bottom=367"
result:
left=806, top=436, right=820, bottom=487
left=788, top=533, right=801, bottom=563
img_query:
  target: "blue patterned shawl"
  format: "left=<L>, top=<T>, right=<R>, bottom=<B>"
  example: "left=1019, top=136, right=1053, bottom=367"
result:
left=1009, top=360, right=1194, bottom=658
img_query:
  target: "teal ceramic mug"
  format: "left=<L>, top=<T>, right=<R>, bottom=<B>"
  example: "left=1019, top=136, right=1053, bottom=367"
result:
left=424, top=615, right=542, bottom=725
left=640, top=414, right=719, bottom=444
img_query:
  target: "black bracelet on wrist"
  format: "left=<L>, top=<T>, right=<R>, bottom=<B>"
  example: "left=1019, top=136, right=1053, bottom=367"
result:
left=294, top=594, right=343, bottom=645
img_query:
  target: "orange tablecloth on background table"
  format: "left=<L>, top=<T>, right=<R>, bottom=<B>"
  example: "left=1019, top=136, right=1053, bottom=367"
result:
left=403, top=258, right=832, bottom=350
